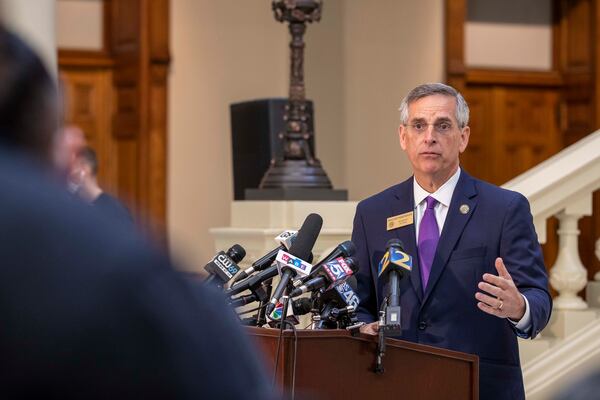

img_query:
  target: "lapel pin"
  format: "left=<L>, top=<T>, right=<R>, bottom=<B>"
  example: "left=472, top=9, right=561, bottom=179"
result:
left=459, top=204, right=470, bottom=215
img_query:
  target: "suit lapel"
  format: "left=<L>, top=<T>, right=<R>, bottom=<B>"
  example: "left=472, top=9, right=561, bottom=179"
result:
left=421, top=171, right=478, bottom=305
left=389, top=178, right=423, bottom=302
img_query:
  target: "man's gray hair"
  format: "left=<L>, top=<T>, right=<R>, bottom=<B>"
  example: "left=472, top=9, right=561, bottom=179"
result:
left=399, top=83, right=470, bottom=128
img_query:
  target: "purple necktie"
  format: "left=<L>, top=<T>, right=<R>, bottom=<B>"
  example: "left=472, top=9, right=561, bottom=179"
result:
left=418, top=196, right=439, bottom=290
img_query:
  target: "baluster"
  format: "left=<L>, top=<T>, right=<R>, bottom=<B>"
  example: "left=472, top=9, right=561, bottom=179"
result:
left=595, top=239, right=600, bottom=281
left=549, top=196, right=592, bottom=310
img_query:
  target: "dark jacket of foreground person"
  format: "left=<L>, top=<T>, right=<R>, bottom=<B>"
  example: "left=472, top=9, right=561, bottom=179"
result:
left=0, top=148, right=274, bottom=399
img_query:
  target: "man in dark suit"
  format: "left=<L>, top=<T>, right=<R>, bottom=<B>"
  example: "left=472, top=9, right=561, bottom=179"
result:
left=353, top=83, right=552, bottom=399
left=0, top=26, right=274, bottom=399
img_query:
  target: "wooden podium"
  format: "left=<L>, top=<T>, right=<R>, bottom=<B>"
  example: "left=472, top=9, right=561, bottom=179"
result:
left=247, top=327, right=478, bottom=399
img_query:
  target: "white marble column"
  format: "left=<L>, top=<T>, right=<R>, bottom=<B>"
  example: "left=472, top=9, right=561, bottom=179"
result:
left=0, top=0, right=57, bottom=75
left=549, top=196, right=592, bottom=309
left=595, top=239, right=600, bottom=281
left=587, top=238, right=600, bottom=308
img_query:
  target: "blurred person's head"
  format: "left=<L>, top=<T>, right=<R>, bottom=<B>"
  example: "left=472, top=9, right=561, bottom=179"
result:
left=77, top=146, right=99, bottom=177
left=0, top=27, right=59, bottom=164
left=54, top=125, right=87, bottom=177
left=70, top=145, right=103, bottom=202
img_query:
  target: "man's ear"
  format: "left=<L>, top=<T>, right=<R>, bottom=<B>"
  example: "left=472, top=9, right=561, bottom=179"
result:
left=459, top=126, right=470, bottom=153
left=399, top=125, right=407, bottom=150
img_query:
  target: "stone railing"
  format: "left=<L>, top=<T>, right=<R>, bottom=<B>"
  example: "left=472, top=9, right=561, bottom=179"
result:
left=503, top=130, right=600, bottom=310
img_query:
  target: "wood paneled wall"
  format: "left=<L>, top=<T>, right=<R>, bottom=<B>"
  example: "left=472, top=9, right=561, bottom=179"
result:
left=59, top=0, right=169, bottom=243
left=446, top=0, right=600, bottom=287
left=59, top=58, right=118, bottom=194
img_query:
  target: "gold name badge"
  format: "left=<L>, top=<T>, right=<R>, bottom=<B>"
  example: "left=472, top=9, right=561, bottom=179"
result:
left=387, top=211, right=414, bottom=231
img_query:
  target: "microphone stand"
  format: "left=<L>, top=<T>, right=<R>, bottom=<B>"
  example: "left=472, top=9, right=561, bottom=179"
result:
left=374, top=269, right=403, bottom=374
left=314, top=302, right=335, bottom=330
left=232, top=279, right=271, bottom=327
left=256, top=280, right=273, bottom=327
left=375, top=299, right=388, bottom=374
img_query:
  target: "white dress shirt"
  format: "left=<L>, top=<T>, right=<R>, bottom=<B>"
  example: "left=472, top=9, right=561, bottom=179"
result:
left=412, top=167, right=531, bottom=331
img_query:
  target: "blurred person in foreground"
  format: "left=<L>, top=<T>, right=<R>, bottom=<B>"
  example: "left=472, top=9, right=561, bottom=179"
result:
left=553, top=370, right=600, bottom=400
left=0, top=26, right=274, bottom=399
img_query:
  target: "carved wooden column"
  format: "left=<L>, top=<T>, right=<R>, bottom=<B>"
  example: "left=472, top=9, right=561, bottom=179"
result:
left=109, top=0, right=170, bottom=242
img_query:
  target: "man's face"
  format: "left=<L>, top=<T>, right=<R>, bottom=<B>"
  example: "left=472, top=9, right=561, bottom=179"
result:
left=399, top=94, right=469, bottom=181
left=53, top=125, right=86, bottom=176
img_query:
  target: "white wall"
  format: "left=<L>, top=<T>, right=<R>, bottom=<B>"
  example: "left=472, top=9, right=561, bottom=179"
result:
left=168, top=0, right=289, bottom=270
left=304, top=0, right=345, bottom=190
left=56, top=0, right=103, bottom=50
left=465, top=0, right=552, bottom=70
left=341, top=0, right=445, bottom=200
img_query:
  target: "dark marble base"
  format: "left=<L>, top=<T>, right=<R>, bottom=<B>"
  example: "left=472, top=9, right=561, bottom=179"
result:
left=245, top=188, right=348, bottom=201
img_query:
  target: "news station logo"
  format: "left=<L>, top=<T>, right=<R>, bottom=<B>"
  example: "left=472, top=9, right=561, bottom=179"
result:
left=276, top=250, right=312, bottom=277
left=214, top=253, right=239, bottom=278
left=275, top=230, right=297, bottom=241
left=324, top=258, right=352, bottom=282
left=335, top=282, right=360, bottom=309
left=275, top=230, right=297, bottom=249
left=280, top=253, right=309, bottom=272
left=378, top=251, right=390, bottom=277
left=378, top=248, right=412, bottom=276
left=268, top=301, right=284, bottom=321
left=389, top=248, right=412, bottom=271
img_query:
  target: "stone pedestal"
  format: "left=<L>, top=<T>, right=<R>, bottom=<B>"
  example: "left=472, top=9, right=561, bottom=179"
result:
left=210, top=201, right=358, bottom=327
left=245, top=188, right=348, bottom=201
left=210, top=201, right=358, bottom=267
left=518, top=337, right=554, bottom=365
left=545, top=309, right=598, bottom=339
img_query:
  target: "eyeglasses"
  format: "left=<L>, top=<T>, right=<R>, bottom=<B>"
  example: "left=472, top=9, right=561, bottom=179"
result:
left=405, top=121, right=455, bottom=134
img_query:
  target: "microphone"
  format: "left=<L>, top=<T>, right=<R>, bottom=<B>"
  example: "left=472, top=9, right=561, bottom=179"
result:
left=229, top=293, right=259, bottom=308
left=292, top=240, right=356, bottom=287
left=231, top=230, right=298, bottom=284
left=264, top=213, right=323, bottom=315
left=224, top=264, right=278, bottom=297
left=204, top=244, right=246, bottom=288
left=291, top=297, right=313, bottom=316
left=289, top=256, right=359, bottom=297
left=225, top=252, right=314, bottom=297
left=315, top=276, right=361, bottom=329
left=378, top=238, right=413, bottom=335
left=320, top=275, right=361, bottom=310
left=264, top=297, right=314, bottom=328
left=229, top=284, right=269, bottom=307
left=265, top=298, right=298, bottom=327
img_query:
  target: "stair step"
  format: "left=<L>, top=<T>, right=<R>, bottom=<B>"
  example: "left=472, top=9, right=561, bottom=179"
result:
left=519, top=337, right=555, bottom=365
left=546, top=308, right=598, bottom=339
